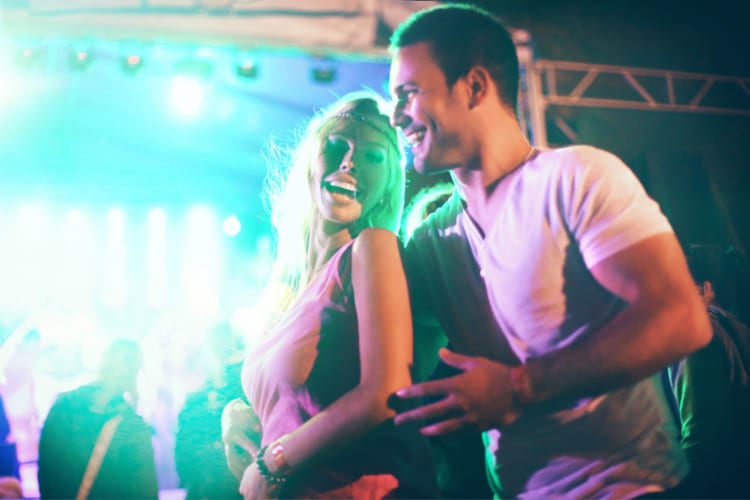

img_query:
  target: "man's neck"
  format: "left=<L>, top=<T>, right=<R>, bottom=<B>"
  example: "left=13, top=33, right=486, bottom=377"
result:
left=452, top=137, right=534, bottom=229
left=453, top=114, right=532, bottom=189
left=451, top=139, right=533, bottom=197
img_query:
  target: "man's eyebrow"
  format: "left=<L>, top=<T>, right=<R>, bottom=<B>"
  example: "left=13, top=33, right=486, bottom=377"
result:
left=391, top=82, right=413, bottom=94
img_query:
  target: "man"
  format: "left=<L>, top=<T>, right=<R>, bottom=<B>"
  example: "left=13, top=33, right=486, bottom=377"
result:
left=667, top=245, right=750, bottom=497
left=38, top=338, right=158, bottom=499
left=388, top=4, right=711, bottom=498
left=175, top=323, right=244, bottom=499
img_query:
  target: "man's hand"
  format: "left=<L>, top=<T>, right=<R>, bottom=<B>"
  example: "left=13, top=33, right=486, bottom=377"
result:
left=221, top=398, right=262, bottom=480
left=393, top=348, right=521, bottom=435
left=0, top=476, right=22, bottom=499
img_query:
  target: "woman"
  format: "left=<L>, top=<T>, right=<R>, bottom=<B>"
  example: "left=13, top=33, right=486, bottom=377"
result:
left=225, top=92, right=438, bottom=499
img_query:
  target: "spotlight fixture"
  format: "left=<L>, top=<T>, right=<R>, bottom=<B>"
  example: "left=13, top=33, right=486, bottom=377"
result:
left=235, top=59, right=259, bottom=79
left=15, top=46, right=43, bottom=68
left=122, top=54, right=144, bottom=73
left=311, top=66, right=336, bottom=84
left=69, top=49, right=92, bottom=71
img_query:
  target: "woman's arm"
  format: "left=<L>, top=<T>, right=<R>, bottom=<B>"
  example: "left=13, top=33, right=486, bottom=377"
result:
left=248, top=227, right=413, bottom=480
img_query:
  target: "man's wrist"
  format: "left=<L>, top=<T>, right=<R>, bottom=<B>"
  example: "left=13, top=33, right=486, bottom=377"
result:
left=509, top=364, right=534, bottom=406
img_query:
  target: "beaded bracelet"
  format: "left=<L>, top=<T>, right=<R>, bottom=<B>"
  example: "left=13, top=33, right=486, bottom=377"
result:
left=256, top=444, right=287, bottom=485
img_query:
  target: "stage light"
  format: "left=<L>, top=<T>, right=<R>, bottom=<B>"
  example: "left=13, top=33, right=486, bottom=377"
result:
left=146, top=208, right=168, bottom=309
left=60, top=209, right=96, bottom=304
left=104, top=208, right=127, bottom=310
left=235, top=59, right=259, bottom=79
left=182, top=206, right=221, bottom=316
left=169, top=75, right=205, bottom=117
left=2, top=203, right=48, bottom=310
left=122, top=54, right=144, bottom=74
left=311, top=65, right=336, bottom=84
left=69, top=49, right=92, bottom=71
left=222, top=214, right=241, bottom=237
left=15, top=46, right=43, bottom=68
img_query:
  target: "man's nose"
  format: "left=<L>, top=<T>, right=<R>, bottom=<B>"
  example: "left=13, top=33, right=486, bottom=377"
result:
left=390, top=105, right=409, bottom=129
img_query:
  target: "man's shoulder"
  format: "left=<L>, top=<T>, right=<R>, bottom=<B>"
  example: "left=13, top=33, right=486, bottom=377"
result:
left=408, top=189, right=464, bottom=242
left=534, top=145, right=624, bottom=175
left=530, top=145, right=640, bottom=207
left=51, top=384, right=97, bottom=409
left=539, top=144, right=612, bottom=159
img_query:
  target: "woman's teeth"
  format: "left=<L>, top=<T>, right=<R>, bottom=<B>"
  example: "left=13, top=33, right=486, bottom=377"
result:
left=327, top=180, right=358, bottom=198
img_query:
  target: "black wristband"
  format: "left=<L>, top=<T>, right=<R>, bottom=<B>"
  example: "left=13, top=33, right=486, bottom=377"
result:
left=256, top=445, right=287, bottom=485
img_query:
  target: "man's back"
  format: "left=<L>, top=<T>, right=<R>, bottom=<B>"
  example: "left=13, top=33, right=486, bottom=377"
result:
left=38, top=384, right=158, bottom=499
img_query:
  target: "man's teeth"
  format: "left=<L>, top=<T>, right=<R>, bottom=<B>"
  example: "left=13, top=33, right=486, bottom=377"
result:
left=407, top=131, right=425, bottom=145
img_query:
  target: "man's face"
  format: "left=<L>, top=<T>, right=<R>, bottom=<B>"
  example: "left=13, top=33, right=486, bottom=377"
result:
left=389, top=42, right=471, bottom=175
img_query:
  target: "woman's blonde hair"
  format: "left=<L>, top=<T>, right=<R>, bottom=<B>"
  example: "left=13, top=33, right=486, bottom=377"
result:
left=262, top=91, right=405, bottom=312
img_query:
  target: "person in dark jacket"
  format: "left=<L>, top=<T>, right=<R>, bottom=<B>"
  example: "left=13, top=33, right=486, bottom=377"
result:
left=38, top=338, right=158, bottom=499
left=175, top=322, right=244, bottom=499
left=668, top=245, right=750, bottom=498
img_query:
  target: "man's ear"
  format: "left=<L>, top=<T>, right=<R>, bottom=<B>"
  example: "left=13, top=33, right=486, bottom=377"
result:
left=465, top=66, right=491, bottom=109
left=699, top=280, right=716, bottom=305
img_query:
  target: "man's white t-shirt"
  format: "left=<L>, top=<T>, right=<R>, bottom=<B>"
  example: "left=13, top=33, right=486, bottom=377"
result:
left=406, top=145, right=686, bottom=498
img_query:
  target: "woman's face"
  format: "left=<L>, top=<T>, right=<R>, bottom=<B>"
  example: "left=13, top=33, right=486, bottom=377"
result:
left=310, top=118, right=393, bottom=233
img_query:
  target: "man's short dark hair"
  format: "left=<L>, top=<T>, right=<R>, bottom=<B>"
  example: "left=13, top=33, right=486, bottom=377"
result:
left=389, top=3, right=520, bottom=112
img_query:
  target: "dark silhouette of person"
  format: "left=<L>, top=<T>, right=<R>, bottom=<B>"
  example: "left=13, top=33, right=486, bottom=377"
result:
left=175, top=323, right=244, bottom=499
left=667, top=244, right=750, bottom=498
left=38, top=338, right=158, bottom=499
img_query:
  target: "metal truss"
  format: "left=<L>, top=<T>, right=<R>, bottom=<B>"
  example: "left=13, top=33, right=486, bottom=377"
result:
left=527, top=59, right=750, bottom=146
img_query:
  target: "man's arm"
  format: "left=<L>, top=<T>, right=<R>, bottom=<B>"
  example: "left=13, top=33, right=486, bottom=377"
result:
left=524, top=232, right=711, bottom=403
left=394, top=232, right=711, bottom=434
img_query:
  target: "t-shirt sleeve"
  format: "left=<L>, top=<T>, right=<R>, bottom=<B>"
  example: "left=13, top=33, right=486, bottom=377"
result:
left=560, top=147, right=673, bottom=268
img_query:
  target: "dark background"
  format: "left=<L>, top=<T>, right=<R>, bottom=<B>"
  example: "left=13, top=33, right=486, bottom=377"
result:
left=470, top=0, right=750, bottom=254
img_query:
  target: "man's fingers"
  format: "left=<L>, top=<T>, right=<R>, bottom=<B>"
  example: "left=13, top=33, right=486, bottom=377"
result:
left=438, top=347, right=474, bottom=370
left=420, top=417, right=465, bottom=436
left=393, top=395, right=459, bottom=426
left=396, top=376, right=454, bottom=400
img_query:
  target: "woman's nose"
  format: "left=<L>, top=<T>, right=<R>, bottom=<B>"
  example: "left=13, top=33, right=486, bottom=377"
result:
left=339, top=159, right=355, bottom=172
left=339, top=152, right=356, bottom=172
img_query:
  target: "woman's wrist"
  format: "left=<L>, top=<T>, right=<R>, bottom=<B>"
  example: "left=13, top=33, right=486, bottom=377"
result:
left=256, top=436, right=291, bottom=485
